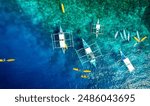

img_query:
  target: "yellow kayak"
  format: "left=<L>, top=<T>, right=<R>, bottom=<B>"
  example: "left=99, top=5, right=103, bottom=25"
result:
left=141, top=36, right=147, bottom=42
left=134, top=36, right=141, bottom=43
left=81, top=75, right=88, bottom=79
left=65, top=43, right=68, bottom=49
left=0, top=59, right=5, bottom=62
left=6, top=59, right=15, bottom=62
left=73, top=68, right=80, bottom=71
left=83, top=70, right=91, bottom=73
left=61, top=3, right=65, bottom=13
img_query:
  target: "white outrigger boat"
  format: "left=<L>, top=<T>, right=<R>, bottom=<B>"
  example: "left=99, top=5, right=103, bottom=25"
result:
left=91, top=19, right=103, bottom=38
left=120, top=50, right=135, bottom=72
left=82, top=39, right=97, bottom=66
left=51, top=26, right=74, bottom=54
left=95, top=19, right=101, bottom=38
left=75, top=39, right=102, bottom=67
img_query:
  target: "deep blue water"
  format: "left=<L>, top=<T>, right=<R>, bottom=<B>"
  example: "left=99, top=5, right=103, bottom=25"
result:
left=0, top=1, right=89, bottom=89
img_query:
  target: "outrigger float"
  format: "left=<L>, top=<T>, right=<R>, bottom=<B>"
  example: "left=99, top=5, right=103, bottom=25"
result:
left=75, top=39, right=102, bottom=67
left=51, top=26, right=74, bottom=54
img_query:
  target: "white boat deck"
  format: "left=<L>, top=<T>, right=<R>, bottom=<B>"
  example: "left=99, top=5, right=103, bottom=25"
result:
left=51, top=30, right=74, bottom=51
left=59, top=33, right=66, bottom=48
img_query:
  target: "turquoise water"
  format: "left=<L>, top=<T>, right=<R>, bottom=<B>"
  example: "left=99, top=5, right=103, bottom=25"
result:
left=0, top=0, right=150, bottom=89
